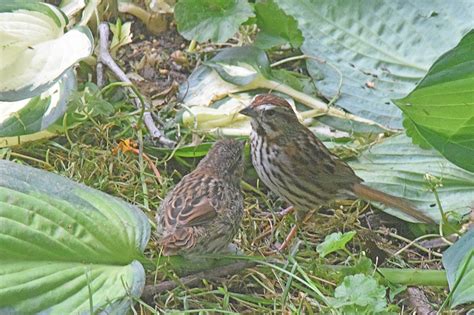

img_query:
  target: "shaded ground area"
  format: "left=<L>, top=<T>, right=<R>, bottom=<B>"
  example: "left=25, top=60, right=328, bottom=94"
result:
left=118, top=25, right=190, bottom=96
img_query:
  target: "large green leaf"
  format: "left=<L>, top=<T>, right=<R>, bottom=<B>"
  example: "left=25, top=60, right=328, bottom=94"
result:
left=0, top=1, right=93, bottom=101
left=174, top=0, right=254, bottom=43
left=443, top=229, right=474, bottom=308
left=274, top=0, right=474, bottom=129
left=178, top=47, right=273, bottom=107
left=254, top=0, right=303, bottom=49
left=178, top=66, right=242, bottom=107
left=0, top=69, right=76, bottom=137
left=348, top=134, right=474, bottom=222
left=394, top=30, right=474, bottom=172
left=0, top=160, right=150, bottom=314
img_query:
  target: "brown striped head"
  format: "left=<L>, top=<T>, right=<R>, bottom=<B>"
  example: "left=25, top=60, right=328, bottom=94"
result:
left=239, top=94, right=298, bottom=135
left=251, top=94, right=294, bottom=110
left=197, top=139, right=245, bottom=182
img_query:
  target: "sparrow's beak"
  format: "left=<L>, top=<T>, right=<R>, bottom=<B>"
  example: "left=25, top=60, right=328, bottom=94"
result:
left=239, top=106, right=257, bottom=118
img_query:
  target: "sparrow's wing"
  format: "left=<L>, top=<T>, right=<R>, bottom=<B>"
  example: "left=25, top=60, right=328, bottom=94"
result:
left=163, top=173, right=220, bottom=229
left=281, top=128, right=361, bottom=185
left=158, top=173, right=228, bottom=254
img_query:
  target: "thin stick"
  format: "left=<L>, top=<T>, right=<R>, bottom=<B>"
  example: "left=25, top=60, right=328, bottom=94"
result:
left=393, top=233, right=443, bottom=257
left=376, top=230, right=443, bottom=258
left=97, top=22, right=176, bottom=148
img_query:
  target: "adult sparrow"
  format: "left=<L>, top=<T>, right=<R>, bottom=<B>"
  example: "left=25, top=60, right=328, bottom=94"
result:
left=240, top=94, right=435, bottom=249
left=156, top=139, right=245, bottom=256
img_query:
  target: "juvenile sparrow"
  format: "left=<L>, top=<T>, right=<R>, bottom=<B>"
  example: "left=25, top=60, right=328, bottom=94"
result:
left=240, top=94, right=435, bottom=249
left=156, top=139, right=245, bottom=256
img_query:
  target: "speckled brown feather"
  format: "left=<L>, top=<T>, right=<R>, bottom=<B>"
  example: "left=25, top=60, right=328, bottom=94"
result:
left=242, top=94, right=434, bottom=224
left=156, top=139, right=245, bottom=256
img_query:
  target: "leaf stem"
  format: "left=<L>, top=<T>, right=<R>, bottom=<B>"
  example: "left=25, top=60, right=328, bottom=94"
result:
left=260, top=79, right=395, bottom=132
left=79, top=0, right=98, bottom=26
left=270, top=54, right=324, bottom=68
left=378, top=268, right=447, bottom=287
left=325, top=265, right=447, bottom=287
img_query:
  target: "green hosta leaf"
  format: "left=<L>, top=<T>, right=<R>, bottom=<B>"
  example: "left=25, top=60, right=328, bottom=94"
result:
left=443, top=229, right=474, bottom=308
left=254, top=0, right=303, bottom=49
left=0, top=160, right=150, bottom=314
left=402, top=118, right=433, bottom=149
left=395, top=30, right=474, bottom=172
left=271, top=69, right=317, bottom=96
left=180, top=93, right=253, bottom=133
left=316, top=231, right=356, bottom=258
left=174, top=0, right=254, bottom=43
left=274, top=0, right=474, bottom=129
left=0, top=1, right=93, bottom=101
left=178, top=66, right=243, bottom=107
left=328, top=274, right=391, bottom=314
left=0, top=69, right=75, bottom=137
left=349, top=134, right=474, bottom=223
left=178, top=47, right=276, bottom=107
left=205, top=46, right=272, bottom=86
left=179, top=47, right=304, bottom=106
left=177, top=47, right=274, bottom=135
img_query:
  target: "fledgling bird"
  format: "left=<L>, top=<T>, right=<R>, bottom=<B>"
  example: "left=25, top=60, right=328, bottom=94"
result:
left=156, top=139, right=245, bottom=256
left=240, top=94, right=435, bottom=249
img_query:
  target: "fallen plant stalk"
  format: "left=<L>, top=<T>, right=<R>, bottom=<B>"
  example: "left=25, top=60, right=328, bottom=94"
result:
left=325, top=265, right=447, bottom=286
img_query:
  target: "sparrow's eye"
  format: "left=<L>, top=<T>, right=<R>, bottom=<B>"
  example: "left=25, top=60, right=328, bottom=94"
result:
left=265, top=109, right=276, bottom=116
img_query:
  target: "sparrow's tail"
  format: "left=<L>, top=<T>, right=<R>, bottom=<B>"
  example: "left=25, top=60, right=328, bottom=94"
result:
left=352, top=183, right=435, bottom=224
